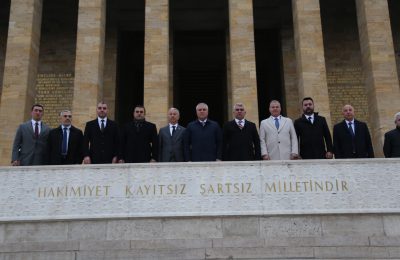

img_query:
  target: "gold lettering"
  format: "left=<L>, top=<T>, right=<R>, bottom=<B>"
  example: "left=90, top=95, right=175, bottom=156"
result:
left=265, top=182, right=276, bottom=192
left=295, top=182, right=301, bottom=192
left=38, top=187, right=46, bottom=198
left=200, top=184, right=206, bottom=195
left=136, top=186, right=144, bottom=195
left=315, top=181, right=323, bottom=191
left=325, top=181, right=333, bottom=191
left=217, top=183, right=223, bottom=193
left=302, top=181, right=308, bottom=192
left=246, top=183, right=252, bottom=193
left=233, top=183, right=240, bottom=193
left=180, top=184, right=186, bottom=194
left=57, top=187, right=65, bottom=197
left=144, top=185, right=151, bottom=195
left=48, top=188, right=55, bottom=197
left=225, top=183, right=232, bottom=193
left=104, top=185, right=110, bottom=196
left=167, top=184, right=174, bottom=194
left=96, top=186, right=101, bottom=196
left=71, top=186, right=81, bottom=197
left=341, top=181, right=348, bottom=191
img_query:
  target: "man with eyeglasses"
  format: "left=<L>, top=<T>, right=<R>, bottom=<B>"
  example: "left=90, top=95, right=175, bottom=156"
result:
left=222, top=103, right=261, bottom=161
left=118, top=105, right=158, bottom=163
left=11, top=104, right=51, bottom=166
left=47, top=110, right=83, bottom=164
left=83, top=102, right=119, bottom=164
left=383, top=112, right=400, bottom=158
left=184, top=102, right=222, bottom=161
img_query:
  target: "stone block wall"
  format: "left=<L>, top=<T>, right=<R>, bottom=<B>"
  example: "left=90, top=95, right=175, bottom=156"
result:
left=389, top=0, right=400, bottom=88
left=320, top=0, right=369, bottom=126
left=0, top=0, right=10, bottom=99
left=1, top=214, right=400, bottom=259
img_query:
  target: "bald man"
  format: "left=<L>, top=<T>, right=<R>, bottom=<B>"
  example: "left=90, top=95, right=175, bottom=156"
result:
left=158, top=108, right=186, bottom=162
left=333, top=104, right=374, bottom=158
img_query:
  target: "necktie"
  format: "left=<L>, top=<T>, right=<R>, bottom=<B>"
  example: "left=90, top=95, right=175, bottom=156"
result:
left=201, top=121, right=205, bottom=127
left=238, top=120, right=243, bottom=129
left=61, top=127, right=68, bottom=155
left=34, top=122, right=39, bottom=138
left=100, top=119, right=105, bottom=132
left=308, top=117, right=312, bottom=124
left=274, top=118, right=279, bottom=130
left=171, top=125, right=176, bottom=136
left=348, top=122, right=355, bottom=137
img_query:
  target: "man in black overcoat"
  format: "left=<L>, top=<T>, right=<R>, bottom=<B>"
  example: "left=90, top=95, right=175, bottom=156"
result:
left=47, top=110, right=83, bottom=164
left=222, top=103, right=261, bottom=161
left=119, top=105, right=158, bottom=163
left=83, top=102, right=119, bottom=164
left=333, top=104, right=374, bottom=158
left=294, top=97, right=333, bottom=159
left=383, top=112, right=400, bottom=158
left=184, top=103, right=222, bottom=161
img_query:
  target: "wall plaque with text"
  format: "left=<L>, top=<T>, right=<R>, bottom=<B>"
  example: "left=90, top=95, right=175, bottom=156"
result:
left=0, top=159, right=399, bottom=221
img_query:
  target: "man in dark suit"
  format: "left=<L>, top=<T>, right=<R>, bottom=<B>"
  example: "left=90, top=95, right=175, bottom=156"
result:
left=333, top=104, right=374, bottom=158
left=159, top=108, right=186, bottom=162
left=222, top=103, right=261, bottom=161
left=11, top=104, right=50, bottom=166
left=47, top=110, right=83, bottom=164
left=83, top=102, right=119, bottom=164
left=184, top=103, right=222, bottom=161
left=119, top=105, right=158, bottom=163
left=294, top=97, right=333, bottom=159
left=383, top=112, right=400, bottom=158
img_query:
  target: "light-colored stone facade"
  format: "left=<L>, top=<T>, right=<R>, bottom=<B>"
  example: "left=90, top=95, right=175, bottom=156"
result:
left=1, top=214, right=400, bottom=259
left=0, top=0, right=399, bottom=164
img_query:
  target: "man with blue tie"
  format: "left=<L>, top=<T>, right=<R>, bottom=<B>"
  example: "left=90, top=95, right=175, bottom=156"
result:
left=47, top=110, right=83, bottom=164
left=333, top=104, right=374, bottom=158
left=259, top=100, right=298, bottom=160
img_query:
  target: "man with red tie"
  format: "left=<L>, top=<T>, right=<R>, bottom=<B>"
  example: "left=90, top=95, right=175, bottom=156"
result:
left=11, top=104, right=50, bottom=166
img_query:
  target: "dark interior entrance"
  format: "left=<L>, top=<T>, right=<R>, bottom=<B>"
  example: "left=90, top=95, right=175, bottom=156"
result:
left=173, top=31, right=227, bottom=126
left=254, top=29, right=284, bottom=120
left=116, top=31, right=144, bottom=125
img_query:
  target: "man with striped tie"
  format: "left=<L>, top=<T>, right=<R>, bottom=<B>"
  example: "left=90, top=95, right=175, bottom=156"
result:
left=222, top=103, right=261, bottom=161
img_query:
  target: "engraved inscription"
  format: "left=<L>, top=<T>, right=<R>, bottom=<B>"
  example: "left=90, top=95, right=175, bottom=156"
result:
left=35, top=73, right=74, bottom=127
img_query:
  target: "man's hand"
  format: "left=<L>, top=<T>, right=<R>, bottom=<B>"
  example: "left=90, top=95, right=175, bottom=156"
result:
left=262, top=155, right=270, bottom=160
left=325, top=152, right=333, bottom=159
left=290, top=153, right=299, bottom=160
left=11, top=160, right=20, bottom=166
left=83, top=156, right=91, bottom=164
left=112, top=156, right=118, bottom=164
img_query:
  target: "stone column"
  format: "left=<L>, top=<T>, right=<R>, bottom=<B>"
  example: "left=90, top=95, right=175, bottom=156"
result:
left=356, top=0, right=400, bottom=157
left=143, top=0, right=169, bottom=130
left=0, top=0, right=43, bottom=166
left=228, top=0, right=259, bottom=124
left=103, top=29, right=117, bottom=120
left=71, top=0, right=106, bottom=130
left=292, top=0, right=331, bottom=125
left=281, top=27, right=300, bottom=119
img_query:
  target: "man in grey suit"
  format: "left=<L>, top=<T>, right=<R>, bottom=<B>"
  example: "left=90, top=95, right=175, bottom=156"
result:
left=260, top=100, right=298, bottom=160
left=158, top=108, right=186, bottom=162
left=11, top=104, right=51, bottom=166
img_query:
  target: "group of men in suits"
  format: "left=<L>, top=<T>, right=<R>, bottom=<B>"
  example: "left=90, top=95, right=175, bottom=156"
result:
left=11, top=98, right=400, bottom=166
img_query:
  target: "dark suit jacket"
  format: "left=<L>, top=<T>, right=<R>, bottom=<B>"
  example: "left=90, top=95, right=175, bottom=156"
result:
left=12, top=121, right=50, bottom=165
left=222, top=119, right=261, bottom=161
left=184, top=119, right=222, bottom=161
left=158, top=125, right=186, bottom=162
left=47, top=125, right=83, bottom=165
left=333, top=119, right=374, bottom=158
left=119, top=120, right=158, bottom=163
left=383, top=128, right=400, bottom=158
left=83, top=118, right=119, bottom=164
left=294, top=113, right=333, bottom=159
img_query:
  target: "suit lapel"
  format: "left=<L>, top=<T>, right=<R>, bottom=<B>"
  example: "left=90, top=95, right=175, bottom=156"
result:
left=278, top=117, right=287, bottom=132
